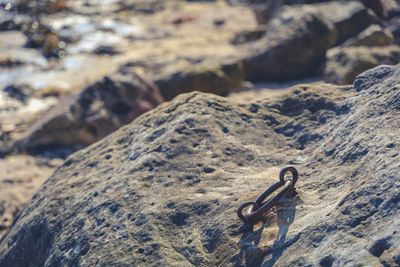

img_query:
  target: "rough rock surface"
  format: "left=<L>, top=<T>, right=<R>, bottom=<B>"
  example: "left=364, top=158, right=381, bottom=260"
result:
left=1, top=64, right=399, bottom=266
left=155, top=60, right=244, bottom=101
left=324, top=45, right=400, bottom=85
left=243, top=6, right=336, bottom=82
left=18, top=71, right=163, bottom=151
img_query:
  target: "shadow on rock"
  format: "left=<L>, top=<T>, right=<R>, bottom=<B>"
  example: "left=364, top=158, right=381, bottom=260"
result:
left=236, top=195, right=300, bottom=267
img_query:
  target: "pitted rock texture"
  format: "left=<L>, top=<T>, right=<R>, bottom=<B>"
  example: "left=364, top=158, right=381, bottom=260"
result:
left=1, top=64, right=399, bottom=266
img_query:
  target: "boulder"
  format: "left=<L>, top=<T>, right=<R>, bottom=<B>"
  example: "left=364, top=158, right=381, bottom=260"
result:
left=1, top=63, right=400, bottom=266
left=247, top=0, right=283, bottom=25
left=17, top=71, right=163, bottom=151
left=368, top=0, right=400, bottom=19
left=230, top=26, right=266, bottom=45
left=386, top=17, right=400, bottom=44
left=341, top=25, right=394, bottom=47
left=324, top=45, right=400, bottom=85
left=247, top=0, right=336, bottom=25
left=250, top=1, right=377, bottom=31
left=243, top=1, right=377, bottom=82
left=360, top=0, right=386, bottom=18
left=3, top=84, right=35, bottom=103
left=243, top=7, right=337, bottom=81
left=154, top=60, right=244, bottom=101
left=300, top=1, right=376, bottom=45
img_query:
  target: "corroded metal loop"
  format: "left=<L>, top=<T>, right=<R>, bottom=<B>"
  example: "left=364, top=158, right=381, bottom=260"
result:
left=247, top=180, right=292, bottom=225
left=254, top=180, right=283, bottom=208
left=237, top=201, right=258, bottom=224
left=279, top=166, right=298, bottom=185
left=237, top=166, right=299, bottom=232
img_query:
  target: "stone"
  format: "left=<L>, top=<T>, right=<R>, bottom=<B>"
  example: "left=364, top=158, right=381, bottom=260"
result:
left=248, top=0, right=283, bottom=25
left=243, top=7, right=337, bottom=82
left=1, top=64, right=399, bottom=266
left=386, top=17, right=400, bottom=44
left=154, top=60, right=244, bottom=101
left=300, top=1, right=376, bottom=45
left=230, top=26, right=266, bottom=45
left=3, top=84, right=35, bottom=103
left=324, top=45, right=400, bottom=85
left=17, top=71, right=163, bottom=151
left=360, top=0, right=386, bottom=18
left=243, top=1, right=377, bottom=82
left=363, top=0, right=400, bottom=19
left=250, top=1, right=377, bottom=35
left=341, top=25, right=394, bottom=47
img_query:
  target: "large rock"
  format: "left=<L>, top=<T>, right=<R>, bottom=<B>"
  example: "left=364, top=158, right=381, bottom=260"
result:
left=299, top=1, right=376, bottom=45
left=1, top=63, right=400, bottom=266
left=230, top=26, right=266, bottom=45
left=247, top=0, right=283, bottom=25
left=154, top=60, right=244, bottom=101
left=248, top=0, right=333, bottom=25
left=341, top=25, right=394, bottom=47
left=387, top=17, right=400, bottom=44
left=17, top=71, right=163, bottom=151
left=243, top=7, right=337, bottom=81
left=243, top=1, right=376, bottom=82
left=324, top=45, right=400, bottom=84
left=249, top=0, right=376, bottom=38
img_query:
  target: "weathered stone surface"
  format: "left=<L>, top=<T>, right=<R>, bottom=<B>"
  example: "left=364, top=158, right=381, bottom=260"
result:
left=155, top=60, right=244, bottom=101
left=17, top=71, right=163, bottom=151
left=1, top=64, right=399, bottom=266
left=243, top=7, right=337, bottom=81
left=324, top=45, right=400, bottom=85
left=341, top=25, right=394, bottom=47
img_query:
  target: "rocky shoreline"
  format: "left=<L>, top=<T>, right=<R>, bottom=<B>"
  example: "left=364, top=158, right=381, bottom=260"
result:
left=0, top=0, right=399, bottom=266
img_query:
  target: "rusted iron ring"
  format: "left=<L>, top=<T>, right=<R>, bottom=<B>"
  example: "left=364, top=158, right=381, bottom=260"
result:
left=237, top=166, right=299, bottom=233
left=237, top=201, right=258, bottom=224
left=279, top=166, right=298, bottom=185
